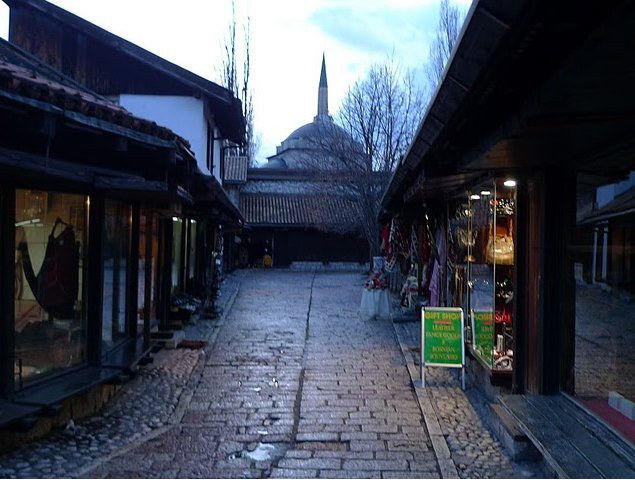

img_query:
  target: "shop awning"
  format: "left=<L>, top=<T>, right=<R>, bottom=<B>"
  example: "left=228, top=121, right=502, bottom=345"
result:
left=94, top=175, right=194, bottom=204
left=402, top=172, right=485, bottom=204
left=189, top=174, right=244, bottom=225
left=577, top=185, right=635, bottom=226
left=382, top=0, right=635, bottom=214
left=0, top=146, right=190, bottom=203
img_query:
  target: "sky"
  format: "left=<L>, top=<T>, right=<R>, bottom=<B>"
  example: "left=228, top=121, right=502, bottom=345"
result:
left=0, top=0, right=471, bottom=165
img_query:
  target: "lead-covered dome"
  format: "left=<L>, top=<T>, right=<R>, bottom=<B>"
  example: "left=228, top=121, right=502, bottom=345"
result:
left=264, top=54, right=359, bottom=169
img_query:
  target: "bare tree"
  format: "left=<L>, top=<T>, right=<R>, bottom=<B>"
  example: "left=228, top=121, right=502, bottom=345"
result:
left=219, top=2, right=258, bottom=165
left=299, top=56, right=424, bottom=256
left=426, top=0, right=465, bottom=89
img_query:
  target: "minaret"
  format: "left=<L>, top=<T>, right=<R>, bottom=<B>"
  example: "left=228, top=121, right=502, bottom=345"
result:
left=317, top=53, right=328, bottom=119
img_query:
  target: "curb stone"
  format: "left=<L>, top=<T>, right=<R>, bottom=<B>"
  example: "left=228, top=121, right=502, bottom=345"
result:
left=392, top=320, right=460, bottom=479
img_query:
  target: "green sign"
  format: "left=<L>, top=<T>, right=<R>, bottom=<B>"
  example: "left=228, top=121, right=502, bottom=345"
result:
left=471, top=310, right=493, bottom=365
left=422, top=307, right=464, bottom=368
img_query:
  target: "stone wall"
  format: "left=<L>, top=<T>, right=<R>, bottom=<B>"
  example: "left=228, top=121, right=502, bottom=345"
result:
left=289, top=261, right=369, bottom=272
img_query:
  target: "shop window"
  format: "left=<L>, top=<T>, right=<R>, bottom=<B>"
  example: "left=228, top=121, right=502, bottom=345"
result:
left=187, top=219, right=197, bottom=289
left=573, top=171, right=635, bottom=431
left=14, top=189, right=87, bottom=388
left=447, top=198, right=471, bottom=310
left=463, top=179, right=516, bottom=372
left=171, top=217, right=183, bottom=296
left=102, top=200, right=131, bottom=351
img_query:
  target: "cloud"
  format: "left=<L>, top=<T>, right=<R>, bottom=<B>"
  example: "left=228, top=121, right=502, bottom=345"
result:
left=308, top=2, right=439, bottom=69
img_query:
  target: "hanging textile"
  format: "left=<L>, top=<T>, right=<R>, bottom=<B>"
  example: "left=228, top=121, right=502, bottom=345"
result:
left=18, top=218, right=79, bottom=319
left=385, top=218, right=408, bottom=272
left=409, top=225, right=420, bottom=265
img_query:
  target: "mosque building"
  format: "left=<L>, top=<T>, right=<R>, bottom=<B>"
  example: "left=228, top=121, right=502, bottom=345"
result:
left=223, top=55, right=370, bottom=268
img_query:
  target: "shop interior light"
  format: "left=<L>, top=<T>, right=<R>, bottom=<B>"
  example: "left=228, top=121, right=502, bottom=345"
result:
left=172, top=216, right=179, bottom=222
left=480, top=190, right=491, bottom=196
left=504, top=179, right=517, bottom=187
left=470, top=194, right=481, bottom=200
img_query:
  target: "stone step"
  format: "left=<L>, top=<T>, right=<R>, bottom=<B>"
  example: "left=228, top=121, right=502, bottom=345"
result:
left=490, top=403, right=540, bottom=461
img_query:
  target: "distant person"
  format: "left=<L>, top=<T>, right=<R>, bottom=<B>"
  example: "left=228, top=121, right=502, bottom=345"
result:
left=263, top=248, right=273, bottom=268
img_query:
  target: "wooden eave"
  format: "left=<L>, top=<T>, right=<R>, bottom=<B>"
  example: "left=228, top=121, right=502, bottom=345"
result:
left=382, top=0, right=635, bottom=215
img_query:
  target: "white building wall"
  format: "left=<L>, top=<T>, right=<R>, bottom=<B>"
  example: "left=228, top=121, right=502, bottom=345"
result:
left=118, top=94, right=212, bottom=176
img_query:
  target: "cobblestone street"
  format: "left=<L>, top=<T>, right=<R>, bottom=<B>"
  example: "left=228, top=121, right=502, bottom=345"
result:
left=0, top=271, right=542, bottom=478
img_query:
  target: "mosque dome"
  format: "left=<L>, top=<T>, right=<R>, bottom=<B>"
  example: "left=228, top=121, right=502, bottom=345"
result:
left=287, top=122, right=320, bottom=142
left=264, top=54, right=360, bottom=169
left=282, top=116, right=350, bottom=148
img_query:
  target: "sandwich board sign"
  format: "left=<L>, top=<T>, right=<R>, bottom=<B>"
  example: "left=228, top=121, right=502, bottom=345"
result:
left=471, top=309, right=494, bottom=365
left=421, top=307, right=465, bottom=389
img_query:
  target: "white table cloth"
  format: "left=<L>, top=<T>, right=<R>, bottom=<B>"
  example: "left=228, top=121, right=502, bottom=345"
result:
left=360, top=288, right=391, bottom=319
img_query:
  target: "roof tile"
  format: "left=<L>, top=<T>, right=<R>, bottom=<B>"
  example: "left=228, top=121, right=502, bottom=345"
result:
left=223, top=155, right=249, bottom=183
left=240, top=193, right=359, bottom=227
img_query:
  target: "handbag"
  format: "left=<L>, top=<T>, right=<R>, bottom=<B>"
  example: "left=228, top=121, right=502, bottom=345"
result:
left=485, top=222, right=514, bottom=265
left=18, top=218, right=80, bottom=319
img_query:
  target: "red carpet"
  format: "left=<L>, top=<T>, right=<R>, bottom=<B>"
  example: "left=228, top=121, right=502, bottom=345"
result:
left=579, top=397, right=635, bottom=444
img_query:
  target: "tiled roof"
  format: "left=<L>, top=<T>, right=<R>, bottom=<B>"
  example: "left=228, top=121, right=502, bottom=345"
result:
left=240, top=193, right=359, bottom=227
left=224, top=155, right=249, bottom=183
left=0, top=39, right=180, bottom=142
left=5, top=0, right=245, bottom=144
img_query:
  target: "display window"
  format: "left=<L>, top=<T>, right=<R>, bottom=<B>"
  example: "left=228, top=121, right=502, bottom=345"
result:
left=102, top=200, right=131, bottom=351
left=187, top=219, right=197, bottom=289
left=171, top=217, right=183, bottom=296
left=462, top=179, right=516, bottom=372
left=14, top=189, right=87, bottom=387
left=447, top=198, right=471, bottom=310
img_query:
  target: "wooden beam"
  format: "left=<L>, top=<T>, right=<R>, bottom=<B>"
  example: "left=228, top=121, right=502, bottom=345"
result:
left=86, top=192, right=104, bottom=367
left=127, top=203, right=140, bottom=339
left=143, top=209, right=154, bottom=346
left=0, top=186, right=16, bottom=398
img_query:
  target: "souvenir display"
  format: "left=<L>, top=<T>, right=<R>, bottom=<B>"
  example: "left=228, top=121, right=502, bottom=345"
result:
left=451, top=180, right=517, bottom=373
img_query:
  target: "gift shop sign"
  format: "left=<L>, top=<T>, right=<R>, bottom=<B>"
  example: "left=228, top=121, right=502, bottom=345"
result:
left=471, top=310, right=493, bottom=365
left=421, top=307, right=465, bottom=389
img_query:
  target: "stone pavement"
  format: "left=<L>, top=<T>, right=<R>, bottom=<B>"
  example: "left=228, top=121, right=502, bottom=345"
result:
left=0, top=270, right=543, bottom=478
left=392, top=322, right=543, bottom=479
left=0, top=271, right=242, bottom=479
left=575, top=284, right=635, bottom=401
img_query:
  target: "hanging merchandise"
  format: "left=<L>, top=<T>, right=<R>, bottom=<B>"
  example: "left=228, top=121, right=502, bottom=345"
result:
left=18, top=218, right=80, bottom=319
left=380, top=223, right=390, bottom=254
left=383, top=221, right=396, bottom=272
left=385, top=218, right=408, bottom=272
left=456, top=227, right=476, bottom=248
left=493, top=198, right=515, bottom=216
left=485, top=220, right=514, bottom=265
left=400, top=274, right=419, bottom=308
left=421, top=217, right=439, bottom=300
left=409, top=225, right=420, bottom=264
